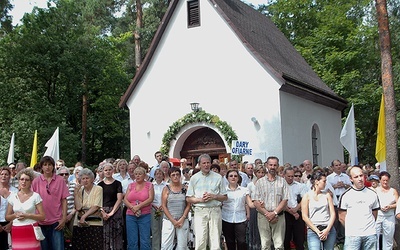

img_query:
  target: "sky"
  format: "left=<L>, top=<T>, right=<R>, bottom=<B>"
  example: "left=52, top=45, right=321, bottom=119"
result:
left=10, top=0, right=49, bottom=26
left=10, top=0, right=268, bottom=26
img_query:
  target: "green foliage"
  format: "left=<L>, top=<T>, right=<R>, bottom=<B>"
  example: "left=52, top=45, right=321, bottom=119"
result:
left=262, top=0, right=400, bottom=164
left=161, top=110, right=238, bottom=156
left=0, top=0, right=132, bottom=166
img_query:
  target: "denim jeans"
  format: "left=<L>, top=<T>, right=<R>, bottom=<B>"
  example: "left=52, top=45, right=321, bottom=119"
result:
left=40, top=222, right=65, bottom=250
left=307, top=227, right=336, bottom=250
left=344, top=234, right=377, bottom=250
left=126, top=213, right=151, bottom=250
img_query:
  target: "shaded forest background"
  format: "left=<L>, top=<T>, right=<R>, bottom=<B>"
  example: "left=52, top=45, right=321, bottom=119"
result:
left=0, top=0, right=399, bottom=168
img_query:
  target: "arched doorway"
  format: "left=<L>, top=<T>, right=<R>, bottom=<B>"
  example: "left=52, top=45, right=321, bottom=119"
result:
left=179, top=127, right=229, bottom=166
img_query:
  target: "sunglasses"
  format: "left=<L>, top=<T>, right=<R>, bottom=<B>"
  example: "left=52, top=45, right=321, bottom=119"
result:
left=294, top=175, right=301, bottom=177
left=46, top=183, right=51, bottom=195
left=59, top=173, right=69, bottom=176
left=228, top=175, right=238, bottom=178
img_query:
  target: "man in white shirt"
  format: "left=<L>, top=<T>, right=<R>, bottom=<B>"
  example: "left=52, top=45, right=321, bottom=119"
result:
left=149, top=151, right=163, bottom=179
left=327, top=159, right=351, bottom=244
left=338, top=166, right=380, bottom=250
left=284, top=166, right=306, bottom=250
left=300, top=160, right=313, bottom=184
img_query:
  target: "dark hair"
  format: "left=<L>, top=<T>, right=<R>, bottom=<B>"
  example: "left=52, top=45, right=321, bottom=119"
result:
left=39, top=156, right=56, bottom=172
left=192, top=168, right=200, bottom=175
left=283, top=166, right=294, bottom=174
left=226, top=169, right=242, bottom=184
left=211, top=164, right=220, bottom=172
left=168, top=167, right=181, bottom=177
left=182, top=168, right=190, bottom=174
left=379, top=171, right=391, bottom=179
left=310, top=171, right=326, bottom=190
left=266, top=156, right=279, bottom=165
left=331, top=159, right=341, bottom=167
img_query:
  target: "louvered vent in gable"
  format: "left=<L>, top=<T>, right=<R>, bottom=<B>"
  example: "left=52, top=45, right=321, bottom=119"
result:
left=187, top=0, right=200, bottom=28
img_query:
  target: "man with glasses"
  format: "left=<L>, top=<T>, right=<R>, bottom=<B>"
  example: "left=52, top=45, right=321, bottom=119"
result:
left=32, top=156, right=70, bottom=250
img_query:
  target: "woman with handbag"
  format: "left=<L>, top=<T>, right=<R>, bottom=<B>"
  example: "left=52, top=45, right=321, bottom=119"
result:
left=98, top=163, right=123, bottom=250
left=73, top=168, right=103, bottom=250
left=301, top=171, right=336, bottom=250
left=5, top=168, right=45, bottom=250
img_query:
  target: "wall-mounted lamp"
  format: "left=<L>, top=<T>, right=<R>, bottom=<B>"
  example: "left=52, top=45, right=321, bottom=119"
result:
left=190, top=102, right=200, bottom=112
left=251, top=117, right=261, bottom=131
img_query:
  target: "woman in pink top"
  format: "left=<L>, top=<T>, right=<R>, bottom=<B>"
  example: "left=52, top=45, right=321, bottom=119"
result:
left=123, top=166, right=154, bottom=250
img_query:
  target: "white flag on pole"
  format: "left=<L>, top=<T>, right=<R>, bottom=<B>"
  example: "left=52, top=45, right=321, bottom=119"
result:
left=44, top=127, right=59, bottom=161
left=7, top=133, right=15, bottom=164
left=340, top=104, right=358, bottom=166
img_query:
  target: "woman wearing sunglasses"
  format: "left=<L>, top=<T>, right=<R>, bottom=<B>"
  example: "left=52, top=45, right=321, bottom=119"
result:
left=6, top=168, right=45, bottom=250
left=222, top=169, right=253, bottom=250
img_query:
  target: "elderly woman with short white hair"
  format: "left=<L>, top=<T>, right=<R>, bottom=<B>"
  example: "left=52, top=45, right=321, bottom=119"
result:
left=72, top=168, right=103, bottom=250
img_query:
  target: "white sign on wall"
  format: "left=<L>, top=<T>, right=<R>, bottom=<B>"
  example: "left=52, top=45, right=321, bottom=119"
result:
left=231, top=140, right=253, bottom=155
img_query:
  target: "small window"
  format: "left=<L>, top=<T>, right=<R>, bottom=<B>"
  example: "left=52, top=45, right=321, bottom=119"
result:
left=312, top=124, right=321, bottom=165
left=187, top=0, right=200, bottom=28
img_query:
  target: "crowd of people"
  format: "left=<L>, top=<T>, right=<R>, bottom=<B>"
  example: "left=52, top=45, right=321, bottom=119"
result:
left=0, top=152, right=399, bottom=250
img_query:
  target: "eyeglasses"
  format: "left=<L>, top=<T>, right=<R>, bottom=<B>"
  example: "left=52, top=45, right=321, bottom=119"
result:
left=59, top=173, right=69, bottom=176
left=19, top=178, right=31, bottom=181
left=294, top=175, right=301, bottom=177
left=46, top=183, right=51, bottom=195
left=228, top=175, right=238, bottom=178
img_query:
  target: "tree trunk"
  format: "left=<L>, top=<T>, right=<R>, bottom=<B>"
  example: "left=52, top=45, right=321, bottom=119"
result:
left=375, top=0, right=399, bottom=190
left=81, top=77, right=88, bottom=163
left=135, top=0, right=143, bottom=69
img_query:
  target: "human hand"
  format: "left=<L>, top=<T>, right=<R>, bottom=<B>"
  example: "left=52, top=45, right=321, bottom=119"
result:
left=55, top=219, right=66, bottom=231
left=318, top=229, right=328, bottom=241
left=202, top=192, right=214, bottom=202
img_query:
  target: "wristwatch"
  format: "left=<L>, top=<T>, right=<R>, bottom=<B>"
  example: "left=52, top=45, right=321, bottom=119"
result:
left=273, top=211, right=278, bottom=217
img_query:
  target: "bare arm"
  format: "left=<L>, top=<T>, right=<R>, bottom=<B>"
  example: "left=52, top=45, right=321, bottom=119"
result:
left=372, top=209, right=378, bottom=220
left=5, top=202, right=46, bottom=222
left=338, top=209, right=346, bottom=226
left=246, top=194, right=254, bottom=208
left=326, top=193, right=336, bottom=231
left=161, top=187, right=177, bottom=224
left=55, top=198, right=67, bottom=230
left=301, top=193, right=320, bottom=233
left=110, top=193, right=123, bottom=216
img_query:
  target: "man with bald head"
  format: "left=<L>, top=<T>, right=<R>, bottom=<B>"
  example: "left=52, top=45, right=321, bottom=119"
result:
left=300, top=160, right=313, bottom=183
left=338, top=166, right=379, bottom=249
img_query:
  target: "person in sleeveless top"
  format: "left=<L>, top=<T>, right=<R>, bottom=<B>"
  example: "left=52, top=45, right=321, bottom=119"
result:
left=375, top=171, right=398, bottom=250
left=301, top=171, right=336, bottom=250
left=161, top=167, right=191, bottom=250
left=124, top=166, right=154, bottom=250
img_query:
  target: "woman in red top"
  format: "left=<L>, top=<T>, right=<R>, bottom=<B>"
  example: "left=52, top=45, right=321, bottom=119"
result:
left=123, top=166, right=154, bottom=250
